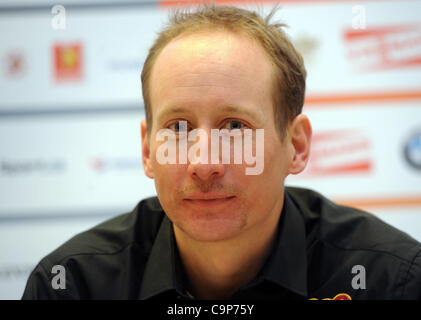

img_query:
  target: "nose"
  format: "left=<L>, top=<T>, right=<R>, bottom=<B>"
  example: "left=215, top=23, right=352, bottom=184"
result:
left=187, top=162, right=225, bottom=182
left=186, top=127, right=225, bottom=182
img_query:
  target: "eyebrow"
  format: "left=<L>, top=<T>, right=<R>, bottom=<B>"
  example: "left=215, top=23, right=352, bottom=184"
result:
left=156, top=104, right=264, bottom=125
left=156, top=106, right=190, bottom=124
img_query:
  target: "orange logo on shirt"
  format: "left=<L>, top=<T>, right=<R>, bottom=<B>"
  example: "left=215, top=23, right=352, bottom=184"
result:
left=309, top=293, right=352, bottom=300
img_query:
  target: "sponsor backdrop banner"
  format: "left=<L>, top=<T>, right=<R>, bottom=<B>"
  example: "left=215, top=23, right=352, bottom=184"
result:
left=0, top=0, right=420, bottom=299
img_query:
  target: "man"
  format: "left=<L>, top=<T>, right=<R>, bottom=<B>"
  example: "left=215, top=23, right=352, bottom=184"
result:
left=23, top=4, right=421, bottom=300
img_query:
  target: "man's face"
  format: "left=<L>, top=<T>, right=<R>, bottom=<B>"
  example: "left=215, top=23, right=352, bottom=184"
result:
left=142, top=31, right=297, bottom=242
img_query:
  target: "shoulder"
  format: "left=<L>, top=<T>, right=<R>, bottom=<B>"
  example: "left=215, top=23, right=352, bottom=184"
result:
left=22, top=196, right=165, bottom=299
left=46, top=196, right=164, bottom=263
left=286, top=186, right=420, bottom=258
left=285, top=186, right=421, bottom=299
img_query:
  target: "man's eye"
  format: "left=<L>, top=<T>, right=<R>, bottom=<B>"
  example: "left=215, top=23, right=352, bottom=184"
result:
left=168, top=121, right=189, bottom=132
left=224, top=120, right=245, bottom=130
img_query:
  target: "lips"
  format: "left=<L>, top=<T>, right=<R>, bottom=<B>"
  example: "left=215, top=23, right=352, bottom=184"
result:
left=183, top=193, right=236, bottom=208
left=184, top=193, right=235, bottom=200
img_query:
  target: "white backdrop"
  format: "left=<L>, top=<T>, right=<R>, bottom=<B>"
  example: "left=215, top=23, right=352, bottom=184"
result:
left=0, top=0, right=420, bottom=299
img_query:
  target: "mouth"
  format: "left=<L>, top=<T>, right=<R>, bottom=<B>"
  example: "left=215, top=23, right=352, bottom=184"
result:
left=183, top=194, right=236, bottom=208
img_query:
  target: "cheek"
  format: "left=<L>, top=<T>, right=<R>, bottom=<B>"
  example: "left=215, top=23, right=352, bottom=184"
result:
left=152, top=165, right=187, bottom=219
left=150, top=145, right=185, bottom=194
left=239, top=146, right=287, bottom=215
left=242, top=141, right=288, bottom=201
left=264, top=132, right=291, bottom=174
left=153, top=163, right=185, bottom=191
left=266, top=147, right=288, bottom=176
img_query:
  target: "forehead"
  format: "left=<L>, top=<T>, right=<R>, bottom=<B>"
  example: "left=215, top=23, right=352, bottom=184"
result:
left=149, top=30, right=274, bottom=122
left=151, top=30, right=272, bottom=82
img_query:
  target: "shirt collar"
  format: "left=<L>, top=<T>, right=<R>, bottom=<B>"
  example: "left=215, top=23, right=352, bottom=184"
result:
left=256, top=190, right=308, bottom=297
left=139, top=190, right=308, bottom=299
left=139, top=216, right=187, bottom=300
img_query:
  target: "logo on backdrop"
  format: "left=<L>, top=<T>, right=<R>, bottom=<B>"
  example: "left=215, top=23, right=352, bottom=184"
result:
left=0, top=264, right=34, bottom=280
left=53, top=43, right=83, bottom=82
left=299, top=129, right=372, bottom=177
left=0, top=159, right=66, bottom=176
left=344, top=23, right=421, bottom=72
left=3, top=51, right=26, bottom=78
left=404, top=131, right=421, bottom=170
left=90, top=157, right=141, bottom=173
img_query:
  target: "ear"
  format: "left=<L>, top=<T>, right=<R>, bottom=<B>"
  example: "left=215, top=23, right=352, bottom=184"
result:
left=287, top=114, right=312, bottom=175
left=141, top=120, right=154, bottom=179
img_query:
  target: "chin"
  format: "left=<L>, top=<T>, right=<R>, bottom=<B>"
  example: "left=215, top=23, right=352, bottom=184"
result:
left=173, top=216, right=248, bottom=242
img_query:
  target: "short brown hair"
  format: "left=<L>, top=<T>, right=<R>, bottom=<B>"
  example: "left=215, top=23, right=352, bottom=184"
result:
left=141, top=3, right=306, bottom=138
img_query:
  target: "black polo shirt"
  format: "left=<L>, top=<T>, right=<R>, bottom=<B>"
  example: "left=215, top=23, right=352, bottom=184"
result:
left=22, top=187, right=421, bottom=300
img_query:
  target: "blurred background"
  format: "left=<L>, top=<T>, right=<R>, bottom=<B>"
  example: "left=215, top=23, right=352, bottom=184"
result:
left=0, top=0, right=420, bottom=299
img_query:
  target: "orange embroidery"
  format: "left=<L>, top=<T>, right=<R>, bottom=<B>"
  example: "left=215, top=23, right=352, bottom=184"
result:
left=309, top=293, right=352, bottom=300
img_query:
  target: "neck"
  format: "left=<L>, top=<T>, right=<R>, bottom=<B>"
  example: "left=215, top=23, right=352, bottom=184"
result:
left=173, top=198, right=283, bottom=300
